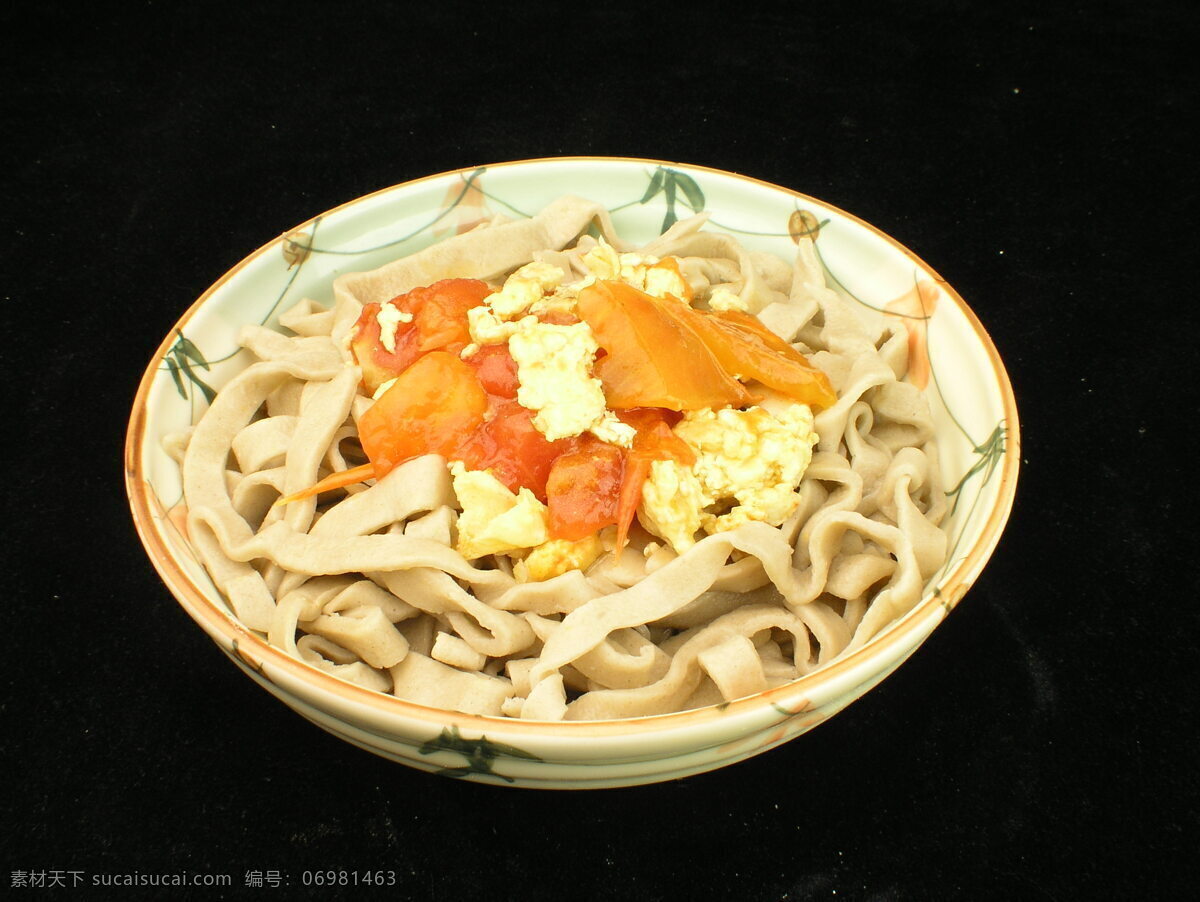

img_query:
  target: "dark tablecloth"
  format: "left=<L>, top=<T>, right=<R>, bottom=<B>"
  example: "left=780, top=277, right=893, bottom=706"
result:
left=3, top=2, right=1194, bottom=898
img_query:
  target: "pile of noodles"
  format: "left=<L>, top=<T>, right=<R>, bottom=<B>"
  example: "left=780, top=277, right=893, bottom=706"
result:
left=171, top=196, right=948, bottom=720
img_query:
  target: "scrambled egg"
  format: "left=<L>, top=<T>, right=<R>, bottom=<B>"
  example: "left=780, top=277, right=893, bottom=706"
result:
left=513, top=534, right=605, bottom=583
left=638, top=459, right=707, bottom=554
left=376, top=301, right=414, bottom=352
left=706, top=286, right=748, bottom=313
left=508, top=321, right=631, bottom=444
left=467, top=263, right=568, bottom=347
left=580, top=238, right=691, bottom=302
left=639, top=403, right=818, bottom=553
left=590, top=410, right=637, bottom=447
left=528, top=288, right=579, bottom=319
left=372, top=376, right=397, bottom=399
left=449, top=463, right=549, bottom=560
left=467, top=308, right=537, bottom=346
left=486, top=262, right=564, bottom=318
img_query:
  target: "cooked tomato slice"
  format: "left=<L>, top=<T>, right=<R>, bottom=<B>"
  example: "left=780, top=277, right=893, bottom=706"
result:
left=545, top=409, right=697, bottom=547
left=458, top=399, right=571, bottom=501
left=350, top=278, right=491, bottom=395
left=619, top=407, right=696, bottom=467
left=357, top=351, right=489, bottom=476
left=665, top=305, right=837, bottom=410
left=614, top=454, right=651, bottom=554
left=409, top=278, right=491, bottom=353
left=546, top=436, right=626, bottom=541
left=578, top=281, right=754, bottom=411
left=464, top=343, right=520, bottom=399
left=349, top=301, right=423, bottom=396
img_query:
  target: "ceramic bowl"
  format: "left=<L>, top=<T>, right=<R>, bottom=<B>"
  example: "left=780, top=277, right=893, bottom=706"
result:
left=125, top=157, right=1019, bottom=788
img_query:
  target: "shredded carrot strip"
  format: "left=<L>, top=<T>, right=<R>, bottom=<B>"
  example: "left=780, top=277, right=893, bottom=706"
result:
left=276, top=463, right=375, bottom=505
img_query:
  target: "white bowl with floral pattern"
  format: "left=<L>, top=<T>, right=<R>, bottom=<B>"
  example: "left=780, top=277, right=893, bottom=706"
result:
left=125, top=157, right=1019, bottom=788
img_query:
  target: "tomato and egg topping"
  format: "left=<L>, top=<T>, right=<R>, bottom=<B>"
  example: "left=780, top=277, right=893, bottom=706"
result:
left=332, top=246, right=835, bottom=581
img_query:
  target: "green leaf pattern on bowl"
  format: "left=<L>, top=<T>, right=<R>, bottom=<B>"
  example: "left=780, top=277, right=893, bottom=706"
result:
left=418, top=725, right=543, bottom=782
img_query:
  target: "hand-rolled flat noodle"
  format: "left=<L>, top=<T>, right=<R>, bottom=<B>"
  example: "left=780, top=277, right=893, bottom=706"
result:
left=388, top=652, right=513, bottom=716
left=333, top=195, right=624, bottom=310
left=236, top=326, right=345, bottom=375
left=183, top=343, right=350, bottom=630
left=402, top=506, right=456, bottom=547
left=302, top=603, right=409, bottom=669
left=229, top=466, right=287, bottom=531
left=274, top=366, right=361, bottom=536
left=525, top=614, right=671, bottom=691
left=320, top=424, right=363, bottom=476
left=869, top=381, right=935, bottom=451
left=655, top=582, right=785, bottom=631
left=323, top=578, right=420, bottom=623
left=296, top=635, right=392, bottom=693
left=529, top=523, right=855, bottom=690
left=431, top=631, right=487, bottom=672
left=279, top=297, right=337, bottom=337
left=697, top=634, right=768, bottom=702
left=265, top=378, right=306, bottom=418
left=680, top=678, right=727, bottom=711
left=877, top=449, right=948, bottom=579
left=813, top=350, right=897, bottom=456
left=375, top=568, right=535, bottom=659
left=398, top=614, right=437, bottom=657
left=505, top=658, right=538, bottom=697
left=269, top=575, right=354, bottom=653
left=825, top=553, right=896, bottom=601
left=876, top=323, right=912, bottom=381
left=491, top=569, right=603, bottom=615
left=520, top=672, right=568, bottom=721
left=563, top=605, right=815, bottom=720
left=231, top=416, right=297, bottom=473
left=756, top=297, right=818, bottom=346
left=758, top=637, right=804, bottom=688
left=844, top=403, right=893, bottom=505
left=188, top=523, right=277, bottom=631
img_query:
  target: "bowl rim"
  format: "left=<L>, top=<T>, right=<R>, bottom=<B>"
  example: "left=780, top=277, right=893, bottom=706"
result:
left=125, top=155, right=1020, bottom=738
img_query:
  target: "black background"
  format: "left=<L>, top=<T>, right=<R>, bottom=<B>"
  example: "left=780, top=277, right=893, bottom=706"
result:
left=3, top=1, right=1196, bottom=899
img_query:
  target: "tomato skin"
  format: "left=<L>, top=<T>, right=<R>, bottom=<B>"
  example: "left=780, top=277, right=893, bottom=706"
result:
left=579, top=281, right=755, bottom=411
left=614, top=455, right=651, bottom=553
left=611, top=408, right=697, bottom=551
left=357, top=351, right=488, bottom=476
left=674, top=306, right=837, bottom=410
left=577, top=280, right=835, bottom=412
left=546, top=436, right=626, bottom=541
left=618, top=407, right=696, bottom=466
left=536, top=309, right=581, bottom=326
left=350, top=279, right=491, bottom=394
left=458, top=399, right=570, bottom=501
